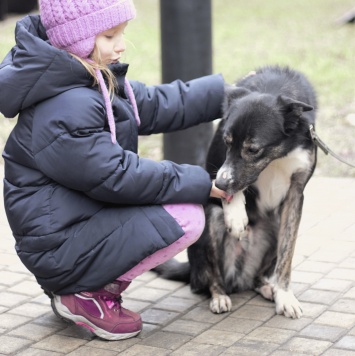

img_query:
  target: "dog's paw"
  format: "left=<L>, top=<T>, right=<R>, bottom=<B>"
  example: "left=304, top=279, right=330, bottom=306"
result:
left=255, top=284, right=274, bottom=301
left=209, top=294, right=232, bottom=314
left=222, top=191, right=248, bottom=239
left=273, top=287, right=302, bottom=319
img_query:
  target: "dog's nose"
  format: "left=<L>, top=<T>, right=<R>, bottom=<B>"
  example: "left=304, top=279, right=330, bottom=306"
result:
left=215, top=170, right=230, bottom=191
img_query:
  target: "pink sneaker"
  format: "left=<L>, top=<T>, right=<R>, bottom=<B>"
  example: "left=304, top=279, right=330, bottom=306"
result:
left=51, top=281, right=142, bottom=340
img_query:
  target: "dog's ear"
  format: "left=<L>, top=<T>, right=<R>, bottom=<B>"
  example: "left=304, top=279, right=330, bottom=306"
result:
left=277, top=95, right=314, bottom=134
left=223, top=84, right=251, bottom=116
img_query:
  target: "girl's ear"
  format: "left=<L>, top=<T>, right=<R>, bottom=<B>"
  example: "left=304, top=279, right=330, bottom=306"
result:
left=222, top=84, right=251, bottom=116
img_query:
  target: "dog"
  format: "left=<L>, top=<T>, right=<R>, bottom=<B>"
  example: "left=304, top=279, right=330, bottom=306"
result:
left=155, top=65, right=317, bottom=319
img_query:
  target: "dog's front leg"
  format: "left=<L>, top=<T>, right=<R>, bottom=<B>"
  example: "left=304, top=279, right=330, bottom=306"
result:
left=272, top=179, right=305, bottom=319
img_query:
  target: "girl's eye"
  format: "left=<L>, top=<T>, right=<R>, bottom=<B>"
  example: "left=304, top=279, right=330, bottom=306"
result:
left=105, top=35, right=113, bottom=39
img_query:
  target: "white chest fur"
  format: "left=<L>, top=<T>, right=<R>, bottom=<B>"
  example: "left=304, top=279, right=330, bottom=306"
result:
left=255, top=148, right=311, bottom=212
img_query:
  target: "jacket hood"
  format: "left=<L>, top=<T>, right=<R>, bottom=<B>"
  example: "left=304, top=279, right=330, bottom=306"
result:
left=0, top=15, right=94, bottom=118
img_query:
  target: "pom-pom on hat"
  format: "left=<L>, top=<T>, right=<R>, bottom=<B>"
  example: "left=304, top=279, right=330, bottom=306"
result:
left=39, top=0, right=136, bottom=58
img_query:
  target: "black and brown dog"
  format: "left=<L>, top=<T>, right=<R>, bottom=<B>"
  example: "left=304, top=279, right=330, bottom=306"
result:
left=155, top=65, right=317, bottom=318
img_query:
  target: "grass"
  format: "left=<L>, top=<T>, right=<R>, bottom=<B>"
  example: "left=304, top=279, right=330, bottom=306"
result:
left=1, top=0, right=354, bottom=176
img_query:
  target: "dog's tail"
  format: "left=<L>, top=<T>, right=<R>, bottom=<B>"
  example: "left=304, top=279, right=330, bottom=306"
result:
left=153, top=258, right=190, bottom=283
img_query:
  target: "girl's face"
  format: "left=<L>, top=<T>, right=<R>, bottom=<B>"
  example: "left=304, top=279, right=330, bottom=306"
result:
left=92, top=22, right=128, bottom=65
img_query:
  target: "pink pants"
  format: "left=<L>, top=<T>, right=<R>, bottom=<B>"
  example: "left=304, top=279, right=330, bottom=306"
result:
left=118, top=204, right=205, bottom=282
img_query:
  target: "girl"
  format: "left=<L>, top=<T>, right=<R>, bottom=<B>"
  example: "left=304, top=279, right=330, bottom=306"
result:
left=0, top=0, right=226, bottom=341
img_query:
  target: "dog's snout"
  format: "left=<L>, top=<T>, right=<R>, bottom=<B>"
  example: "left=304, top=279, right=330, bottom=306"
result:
left=215, top=169, right=232, bottom=191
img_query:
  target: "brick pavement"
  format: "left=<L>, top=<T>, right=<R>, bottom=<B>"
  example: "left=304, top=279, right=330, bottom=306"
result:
left=0, top=174, right=355, bottom=355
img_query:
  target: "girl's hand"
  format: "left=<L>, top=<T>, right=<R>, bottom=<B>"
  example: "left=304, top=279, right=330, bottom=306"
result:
left=210, top=180, right=231, bottom=200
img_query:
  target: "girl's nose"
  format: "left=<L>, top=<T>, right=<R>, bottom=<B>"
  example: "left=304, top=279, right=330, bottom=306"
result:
left=114, top=38, right=126, bottom=53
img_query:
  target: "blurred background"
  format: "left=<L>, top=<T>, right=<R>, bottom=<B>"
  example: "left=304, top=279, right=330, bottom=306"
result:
left=0, top=0, right=354, bottom=177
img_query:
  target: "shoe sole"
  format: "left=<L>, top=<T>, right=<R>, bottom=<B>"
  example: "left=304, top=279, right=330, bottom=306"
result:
left=51, top=297, right=141, bottom=341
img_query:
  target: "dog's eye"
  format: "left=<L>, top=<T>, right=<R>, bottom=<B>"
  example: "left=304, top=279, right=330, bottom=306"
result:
left=246, top=147, right=261, bottom=155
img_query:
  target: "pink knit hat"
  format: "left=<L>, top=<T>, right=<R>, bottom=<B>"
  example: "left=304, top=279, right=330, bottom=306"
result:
left=39, top=0, right=140, bottom=144
left=40, top=0, right=136, bottom=58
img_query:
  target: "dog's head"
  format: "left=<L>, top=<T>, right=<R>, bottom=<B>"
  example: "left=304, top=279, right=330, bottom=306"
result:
left=215, top=85, right=313, bottom=194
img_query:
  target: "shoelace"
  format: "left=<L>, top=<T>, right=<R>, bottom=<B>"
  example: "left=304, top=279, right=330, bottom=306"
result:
left=102, top=295, right=122, bottom=311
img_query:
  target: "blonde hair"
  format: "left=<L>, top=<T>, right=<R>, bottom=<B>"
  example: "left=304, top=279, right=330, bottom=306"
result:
left=71, top=44, right=117, bottom=99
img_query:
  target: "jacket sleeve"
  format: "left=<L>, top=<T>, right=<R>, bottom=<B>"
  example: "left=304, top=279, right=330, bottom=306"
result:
left=131, top=74, right=225, bottom=135
left=32, top=92, right=212, bottom=206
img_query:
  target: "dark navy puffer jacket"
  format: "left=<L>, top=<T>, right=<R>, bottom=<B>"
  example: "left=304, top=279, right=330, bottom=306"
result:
left=0, top=15, right=225, bottom=294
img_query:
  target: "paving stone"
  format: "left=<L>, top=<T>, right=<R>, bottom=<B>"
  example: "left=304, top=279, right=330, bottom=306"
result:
left=271, top=351, right=304, bottom=356
left=0, top=254, right=20, bottom=267
left=312, top=278, right=353, bottom=292
left=193, top=329, right=243, bottom=347
left=124, top=279, right=144, bottom=292
left=220, top=339, right=279, bottom=356
left=66, top=346, right=117, bottom=356
left=233, top=290, right=257, bottom=300
left=339, top=257, right=355, bottom=269
left=315, top=311, right=355, bottom=328
left=145, top=278, right=185, bottom=291
left=300, top=301, right=327, bottom=318
left=0, top=335, right=32, bottom=355
left=310, top=250, right=350, bottom=263
left=0, top=313, right=31, bottom=329
left=344, top=287, right=355, bottom=299
left=230, top=304, right=275, bottom=321
left=141, top=331, right=192, bottom=350
left=32, top=313, right=69, bottom=330
left=334, top=335, right=355, bottom=351
left=245, top=295, right=274, bottom=308
left=280, top=336, right=332, bottom=354
left=120, top=344, right=170, bottom=355
left=17, top=348, right=65, bottom=355
left=212, top=317, right=263, bottom=334
left=291, top=270, right=323, bottom=284
left=170, top=285, right=206, bottom=301
left=8, top=323, right=58, bottom=341
left=154, top=296, right=198, bottom=312
left=295, top=260, right=336, bottom=273
left=298, top=288, right=340, bottom=305
left=327, top=268, right=355, bottom=281
left=330, top=298, right=355, bottom=314
left=58, top=324, right=95, bottom=340
left=183, top=306, right=228, bottom=324
left=139, top=323, right=160, bottom=339
left=121, top=298, right=151, bottom=312
left=8, top=280, right=43, bottom=297
left=171, top=342, right=225, bottom=355
left=85, top=337, right=139, bottom=352
left=31, top=294, right=52, bottom=305
left=289, top=282, right=310, bottom=296
left=135, top=271, right=157, bottom=282
left=0, top=292, right=29, bottom=307
left=32, top=334, right=87, bottom=353
left=264, top=315, right=312, bottom=331
left=0, top=271, right=27, bottom=286
left=141, top=308, right=179, bottom=325
left=163, top=319, right=210, bottom=336
left=244, top=326, right=295, bottom=344
left=299, top=323, right=346, bottom=342
left=9, top=302, right=51, bottom=318
left=127, top=287, right=170, bottom=302
left=323, top=349, right=355, bottom=356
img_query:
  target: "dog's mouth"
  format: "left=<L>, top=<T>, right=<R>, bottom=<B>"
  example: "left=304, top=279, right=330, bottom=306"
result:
left=224, top=194, right=234, bottom=203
